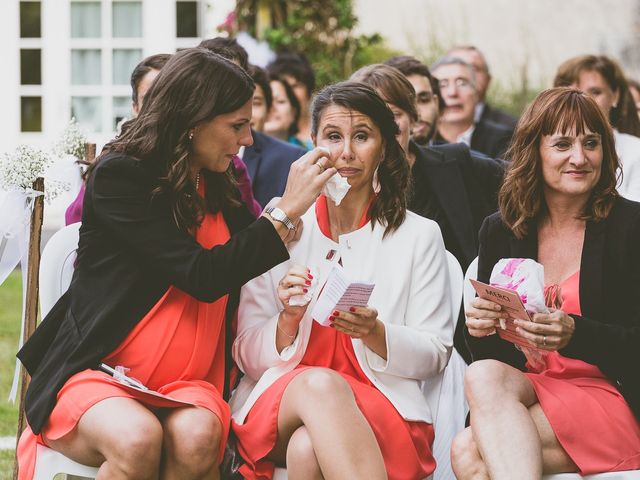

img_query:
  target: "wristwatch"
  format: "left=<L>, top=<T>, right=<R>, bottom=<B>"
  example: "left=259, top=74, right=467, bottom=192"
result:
left=265, top=207, right=296, bottom=230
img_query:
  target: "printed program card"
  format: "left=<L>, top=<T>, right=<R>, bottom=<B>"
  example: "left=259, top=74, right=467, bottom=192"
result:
left=469, top=279, right=540, bottom=350
left=311, top=266, right=374, bottom=326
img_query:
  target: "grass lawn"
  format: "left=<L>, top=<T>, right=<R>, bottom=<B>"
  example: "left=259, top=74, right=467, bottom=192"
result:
left=0, top=270, right=23, bottom=477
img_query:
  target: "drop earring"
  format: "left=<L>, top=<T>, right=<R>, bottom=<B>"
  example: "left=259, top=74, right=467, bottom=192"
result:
left=188, top=130, right=194, bottom=140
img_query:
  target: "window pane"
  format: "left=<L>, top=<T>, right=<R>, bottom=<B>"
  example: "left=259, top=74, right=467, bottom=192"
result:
left=71, top=49, right=101, bottom=85
left=21, top=49, right=41, bottom=85
left=113, top=49, right=142, bottom=85
left=71, top=1, right=101, bottom=38
left=21, top=97, right=42, bottom=132
left=71, top=97, right=102, bottom=132
left=176, top=1, right=198, bottom=38
left=113, top=1, right=142, bottom=38
left=20, top=2, right=41, bottom=38
left=113, top=96, right=131, bottom=130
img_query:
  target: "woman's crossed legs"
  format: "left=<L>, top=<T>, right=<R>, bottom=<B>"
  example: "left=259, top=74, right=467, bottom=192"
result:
left=45, top=397, right=223, bottom=480
left=267, top=367, right=387, bottom=480
left=451, top=360, right=578, bottom=480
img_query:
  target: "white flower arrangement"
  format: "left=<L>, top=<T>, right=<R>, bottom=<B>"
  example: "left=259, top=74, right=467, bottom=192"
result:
left=54, top=117, right=87, bottom=160
left=0, top=144, right=70, bottom=203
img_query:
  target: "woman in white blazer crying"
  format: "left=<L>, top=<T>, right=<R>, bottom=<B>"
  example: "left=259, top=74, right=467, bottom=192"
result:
left=230, top=82, right=454, bottom=480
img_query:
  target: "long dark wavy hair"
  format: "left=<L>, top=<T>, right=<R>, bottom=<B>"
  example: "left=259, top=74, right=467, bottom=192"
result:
left=500, top=87, right=619, bottom=238
left=89, top=47, right=255, bottom=232
left=311, top=82, right=410, bottom=236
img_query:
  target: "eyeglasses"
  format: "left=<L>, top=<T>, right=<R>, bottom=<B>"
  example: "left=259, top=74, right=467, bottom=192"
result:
left=438, top=78, right=473, bottom=90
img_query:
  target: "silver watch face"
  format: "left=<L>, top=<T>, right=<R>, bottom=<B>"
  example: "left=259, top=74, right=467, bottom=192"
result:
left=268, top=208, right=294, bottom=229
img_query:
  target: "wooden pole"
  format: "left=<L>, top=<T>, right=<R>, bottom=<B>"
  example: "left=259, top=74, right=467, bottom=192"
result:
left=13, top=177, right=45, bottom=480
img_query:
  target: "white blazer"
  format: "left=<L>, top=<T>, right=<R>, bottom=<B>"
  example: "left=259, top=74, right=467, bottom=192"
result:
left=616, top=130, right=640, bottom=202
left=230, top=207, right=454, bottom=425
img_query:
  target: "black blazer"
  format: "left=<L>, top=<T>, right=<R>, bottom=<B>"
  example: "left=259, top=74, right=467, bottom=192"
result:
left=480, top=103, right=518, bottom=130
left=471, top=118, right=513, bottom=159
left=243, top=131, right=306, bottom=207
left=18, top=152, right=290, bottom=433
left=410, top=141, right=504, bottom=270
left=467, top=198, right=640, bottom=420
left=410, top=141, right=504, bottom=363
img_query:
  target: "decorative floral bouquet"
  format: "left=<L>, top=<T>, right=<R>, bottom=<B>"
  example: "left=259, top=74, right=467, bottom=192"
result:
left=0, top=144, right=70, bottom=203
left=54, top=117, right=86, bottom=161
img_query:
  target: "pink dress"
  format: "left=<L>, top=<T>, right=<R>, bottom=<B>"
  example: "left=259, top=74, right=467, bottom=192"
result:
left=525, top=270, right=640, bottom=475
left=231, top=195, right=436, bottom=480
left=19, top=183, right=232, bottom=479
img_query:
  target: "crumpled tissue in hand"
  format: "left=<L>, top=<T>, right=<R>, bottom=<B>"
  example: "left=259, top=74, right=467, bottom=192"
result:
left=490, top=258, right=550, bottom=364
left=322, top=172, right=350, bottom=206
left=490, top=258, right=549, bottom=319
left=289, top=265, right=319, bottom=306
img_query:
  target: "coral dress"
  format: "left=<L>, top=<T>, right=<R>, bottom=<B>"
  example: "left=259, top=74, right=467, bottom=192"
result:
left=18, top=185, right=232, bottom=480
left=525, top=270, right=640, bottom=475
left=232, top=195, right=436, bottom=480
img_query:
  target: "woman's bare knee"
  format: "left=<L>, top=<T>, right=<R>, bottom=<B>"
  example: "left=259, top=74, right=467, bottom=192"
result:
left=163, top=407, right=222, bottom=473
left=287, top=368, right=353, bottom=406
left=108, top=413, right=163, bottom=477
left=451, top=427, right=488, bottom=480
left=49, top=398, right=163, bottom=478
left=465, top=360, right=535, bottom=411
left=287, top=426, right=322, bottom=479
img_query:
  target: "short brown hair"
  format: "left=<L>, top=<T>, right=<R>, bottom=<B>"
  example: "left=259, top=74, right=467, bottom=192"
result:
left=499, top=87, right=619, bottom=238
left=554, top=55, right=640, bottom=136
left=350, top=64, right=418, bottom=122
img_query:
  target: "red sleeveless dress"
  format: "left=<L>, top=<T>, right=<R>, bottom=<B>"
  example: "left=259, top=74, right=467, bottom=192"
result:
left=525, top=271, right=640, bottom=475
left=18, top=184, right=232, bottom=479
left=232, top=195, right=436, bottom=480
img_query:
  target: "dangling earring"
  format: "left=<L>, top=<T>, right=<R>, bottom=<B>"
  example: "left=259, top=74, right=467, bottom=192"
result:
left=372, top=155, right=383, bottom=193
left=188, top=130, right=194, bottom=140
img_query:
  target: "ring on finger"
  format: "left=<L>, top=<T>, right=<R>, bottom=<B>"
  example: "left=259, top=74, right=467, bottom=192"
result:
left=315, top=161, right=325, bottom=173
left=542, top=335, right=547, bottom=346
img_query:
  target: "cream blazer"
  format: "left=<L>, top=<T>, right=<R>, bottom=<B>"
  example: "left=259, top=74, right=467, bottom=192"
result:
left=230, top=207, right=454, bottom=424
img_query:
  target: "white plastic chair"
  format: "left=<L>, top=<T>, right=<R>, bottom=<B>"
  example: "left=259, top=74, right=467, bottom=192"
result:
left=33, top=223, right=99, bottom=479
left=427, top=251, right=468, bottom=480
left=39, top=222, right=80, bottom=317
left=464, top=257, right=640, bottom=480
left=463, top=256, right=479, bottom=312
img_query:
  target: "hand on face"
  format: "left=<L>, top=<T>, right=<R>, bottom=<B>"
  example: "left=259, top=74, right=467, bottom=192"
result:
left=275, top=147, right=337, bottom=219
left=313, top=105, right=383, bottom=194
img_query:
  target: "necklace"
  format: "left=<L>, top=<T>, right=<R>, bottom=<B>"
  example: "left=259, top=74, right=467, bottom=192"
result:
left=195, top=172, right=200, bottom=191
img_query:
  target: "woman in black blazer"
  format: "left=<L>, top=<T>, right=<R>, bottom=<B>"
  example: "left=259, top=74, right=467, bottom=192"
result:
left=16, top=48, right=336, bottom=480
left=453, top=88, right=640, bottom=479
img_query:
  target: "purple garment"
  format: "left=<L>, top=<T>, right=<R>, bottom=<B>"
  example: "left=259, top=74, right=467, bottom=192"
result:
left=65, top=184, right=85, bottom=225
left=64, top=157, right=262, bottom=226
left=232, top=155, right=262, bottom=218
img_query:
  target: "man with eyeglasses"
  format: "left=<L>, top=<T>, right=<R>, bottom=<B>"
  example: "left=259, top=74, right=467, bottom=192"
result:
left=382, top=56, right=506, bottom=366
left=447, top=45, right=518, bottom=130
left=432, top=56, right=513, bottom=159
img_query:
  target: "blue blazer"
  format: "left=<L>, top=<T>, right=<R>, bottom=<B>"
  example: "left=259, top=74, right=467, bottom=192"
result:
left=244, top=131, right=306, bottom=207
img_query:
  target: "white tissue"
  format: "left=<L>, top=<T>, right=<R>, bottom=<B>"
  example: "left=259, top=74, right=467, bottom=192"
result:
left=490, top=258, right=549, bottom=316
left=322, top=173, right=351, bottom=206
left=490, top=258, right=550, bottom=365
left=289, top=266, right=318, bottom=306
